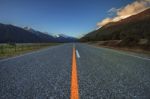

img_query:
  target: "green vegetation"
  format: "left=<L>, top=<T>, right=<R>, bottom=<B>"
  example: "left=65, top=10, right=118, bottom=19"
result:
left=80, top=8, right=150, bottom=49
left=0, top=43, right=61, bottom=58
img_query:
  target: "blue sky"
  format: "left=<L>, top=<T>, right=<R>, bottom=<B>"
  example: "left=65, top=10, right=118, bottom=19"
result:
left=0, top=0, right=134, bottom=37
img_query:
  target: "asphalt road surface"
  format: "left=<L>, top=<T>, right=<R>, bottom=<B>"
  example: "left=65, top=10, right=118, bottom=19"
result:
left=0, top=44, right=72, bottom=99
left=0, top=43, right=150, bottom=99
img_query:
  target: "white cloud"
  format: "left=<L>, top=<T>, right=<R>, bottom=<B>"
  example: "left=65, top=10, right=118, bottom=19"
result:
left=108, top=7, right=119, bottom=14
left=97, top=0, right=150, bottom=27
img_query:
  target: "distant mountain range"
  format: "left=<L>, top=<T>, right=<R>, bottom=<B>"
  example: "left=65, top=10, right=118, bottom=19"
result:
left=80, top=8, right=150, bottom=46
left=0, top=24, right=77, bottom=43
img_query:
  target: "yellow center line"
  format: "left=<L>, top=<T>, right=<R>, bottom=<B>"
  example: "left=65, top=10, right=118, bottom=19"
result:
left=70, top=47, right=79, bottom=99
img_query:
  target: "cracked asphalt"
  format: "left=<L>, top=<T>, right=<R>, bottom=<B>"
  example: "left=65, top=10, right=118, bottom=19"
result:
left=0, top=43, right=150, bottom=99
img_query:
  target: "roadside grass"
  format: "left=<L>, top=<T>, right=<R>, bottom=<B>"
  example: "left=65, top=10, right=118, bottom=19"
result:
left=0, top=43, right=61, bottom=59
left=87, top=42, right=150, bottom=57
left=99, top=45, right=150, bottom=57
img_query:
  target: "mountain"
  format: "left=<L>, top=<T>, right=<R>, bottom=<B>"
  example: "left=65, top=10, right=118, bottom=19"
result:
left=24, top=27, right=77, bottom=42
left=80, top=8, right=150, bottom=46
left=0, top=24, right=77, bottom=43
left=23, top=27, right=57, bottom=42
left=51, top=34, right=77, bottom=42
left=0, top=24, right=41, bottom=43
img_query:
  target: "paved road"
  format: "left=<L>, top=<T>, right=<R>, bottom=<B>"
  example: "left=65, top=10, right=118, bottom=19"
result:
left=0, top=43, right=150, bottom=99
left=76, top=43, right=150, bottom=99
left=0, top=44, right=73, bottom=99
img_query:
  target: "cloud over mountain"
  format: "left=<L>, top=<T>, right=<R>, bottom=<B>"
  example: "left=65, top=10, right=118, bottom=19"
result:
left=97, top=0, right=150, bottom=27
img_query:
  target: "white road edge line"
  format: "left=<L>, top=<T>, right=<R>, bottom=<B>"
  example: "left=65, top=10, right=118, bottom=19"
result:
left=117, top=51, right=150, bottom=61
left=0, top=44, right=63, bottom=62
left=88, top=44, right=150, bottom=61
left=102, top=47, right=150, bottom=61
left=76, top=50, right=80, bottom=58
left=0, top=50, right=41, bottom=62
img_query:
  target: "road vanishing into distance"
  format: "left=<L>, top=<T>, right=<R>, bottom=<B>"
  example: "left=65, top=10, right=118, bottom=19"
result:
left=0, top=43, right=150, bottom=99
